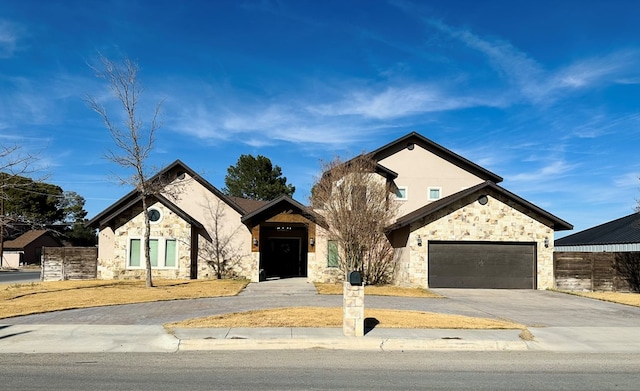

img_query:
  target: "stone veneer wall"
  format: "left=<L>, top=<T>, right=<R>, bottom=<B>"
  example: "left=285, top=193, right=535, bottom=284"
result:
left=195, top=246, right=258, bottom=282
left=98, top=202, right=193, bottom=280
left=395, top=191, right=555, bottom=289
left=307, top=225, right=344, bottom=283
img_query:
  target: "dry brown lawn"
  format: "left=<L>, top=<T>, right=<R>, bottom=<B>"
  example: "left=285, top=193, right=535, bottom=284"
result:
left=314, top=283, right=442, bottom=298
left=166, top=306, right=525, bottom=330
left=0, top=279, right=248, bottom=319
left=562, top=291, right=640, bottom=307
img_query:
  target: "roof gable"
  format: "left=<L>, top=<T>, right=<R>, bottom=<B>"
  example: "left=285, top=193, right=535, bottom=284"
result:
left=386, top=181, right=572, bottom=233
left=555, top=213, right=640, bottom=246
left=3, top=230, right=62, bottom=249
left=369, top=132, right=503, bottom=183
left=87, top=160, right=244, bottom=228
left=241, top=195, right=328, bottom=229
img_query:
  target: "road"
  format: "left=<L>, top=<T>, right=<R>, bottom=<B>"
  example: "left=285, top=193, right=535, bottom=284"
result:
left=0, top=270, right=40, bottom=285
left=1, top=351, right=639, bottom=390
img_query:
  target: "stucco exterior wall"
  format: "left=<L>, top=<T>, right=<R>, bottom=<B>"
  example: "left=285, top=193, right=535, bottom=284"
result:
left=394, top=192, right=555, bottom=289
left=379, top=145, right=486, bottom=216
left=167, top=173, right=255, bottom=280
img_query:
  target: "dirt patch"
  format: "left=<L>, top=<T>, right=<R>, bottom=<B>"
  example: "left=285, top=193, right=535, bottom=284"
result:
left=314, top=283, right=443, bottom=298
left=0, top=279, right=248, bottom=319
left=166, top=306, right=525, bottom=329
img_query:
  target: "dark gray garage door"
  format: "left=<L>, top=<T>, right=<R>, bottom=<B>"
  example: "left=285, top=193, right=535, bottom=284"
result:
left=428, top=242, right=536, bottom=289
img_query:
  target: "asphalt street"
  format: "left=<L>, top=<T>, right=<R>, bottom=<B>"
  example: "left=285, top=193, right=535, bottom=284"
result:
left=0, top=270, right=40, bottom=284
left=2, top=351, right=640, bottom=391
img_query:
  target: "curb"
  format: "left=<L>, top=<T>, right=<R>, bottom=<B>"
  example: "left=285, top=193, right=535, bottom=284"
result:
left=178, top=338, right=530, bottom=352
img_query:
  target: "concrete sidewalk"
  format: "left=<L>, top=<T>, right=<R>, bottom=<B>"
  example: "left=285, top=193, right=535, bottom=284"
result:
left=0, top=324, right=528, bottom=353
left=4, top=323, right=640, bottom=353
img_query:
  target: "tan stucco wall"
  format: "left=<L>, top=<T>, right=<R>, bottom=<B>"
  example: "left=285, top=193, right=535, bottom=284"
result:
left=394, top=192, right=555, bottom=289
left=166, top=174, right=255, bottom=280
left=379, top=144, right=486, bottom=216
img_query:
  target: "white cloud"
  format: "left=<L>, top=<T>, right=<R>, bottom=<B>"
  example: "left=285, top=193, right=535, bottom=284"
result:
left=425, top=19, right=640, bottom=105
left=0, top=20, right=22, bottom=58
left=310, top=86, right=481, bottom=119
left=509, top=160, right=577, bottom=183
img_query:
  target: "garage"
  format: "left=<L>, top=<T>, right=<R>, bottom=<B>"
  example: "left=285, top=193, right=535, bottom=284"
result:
left=428, top=241, right=536, bottom=289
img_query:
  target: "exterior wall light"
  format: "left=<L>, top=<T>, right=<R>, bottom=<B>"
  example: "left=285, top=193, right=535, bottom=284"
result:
left=544, top=237, right=549, bottom=248
left=253, top=238, right=259, bottom=246
left=310, top=238, right=315, bottom=246
left=416, top=235, right=422, bottom=247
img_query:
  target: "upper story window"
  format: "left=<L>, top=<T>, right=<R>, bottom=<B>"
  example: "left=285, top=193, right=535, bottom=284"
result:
left=428, top=187, right=441, bottom=201
left=394, top=186, right=408, bottom=201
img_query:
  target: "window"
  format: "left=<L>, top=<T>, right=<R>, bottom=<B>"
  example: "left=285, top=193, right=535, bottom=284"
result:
left=395, top=186, right=408, bottom=201
left=428, top=187, right=441, bottom=201
left=129, top=239, right=141, bottom=267
left=327, top=240, right=339, bottom=268
left=147, top=208, right=162, bottom=223
left=128, top=238, right=177, bottom=268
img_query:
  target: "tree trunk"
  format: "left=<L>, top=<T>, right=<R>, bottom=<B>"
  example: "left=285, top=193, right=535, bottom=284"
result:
left=141, top=195, right=154, bottom=288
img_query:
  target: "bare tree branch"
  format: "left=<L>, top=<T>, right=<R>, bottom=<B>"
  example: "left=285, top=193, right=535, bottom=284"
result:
left=311, top=155, right=399, bottom=284
left=85, top=53, right=163, bottom=287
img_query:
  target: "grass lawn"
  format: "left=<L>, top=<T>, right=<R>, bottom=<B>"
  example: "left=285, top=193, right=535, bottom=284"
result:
left=314, top=283, right=442, bottom=298
left=0, top=279, right=249, bottom=319
left=166, top=306, right=525, bottom=330
left=561, top=291, right=640, bottom=307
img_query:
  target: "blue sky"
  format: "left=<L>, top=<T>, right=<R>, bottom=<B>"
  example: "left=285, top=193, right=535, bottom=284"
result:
left=1, top=0, right=639, bottom=237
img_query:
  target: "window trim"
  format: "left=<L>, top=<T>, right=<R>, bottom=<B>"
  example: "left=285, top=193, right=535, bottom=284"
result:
left=395, top=186, right=408, bottom=201
left=127, top=237, right=178, bottom=269
left=428, top=187, right=442, bottom=201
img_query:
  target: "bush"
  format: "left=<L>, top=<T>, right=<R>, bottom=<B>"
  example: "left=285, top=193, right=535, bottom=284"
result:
left=613, top=252, right=640, bottom=293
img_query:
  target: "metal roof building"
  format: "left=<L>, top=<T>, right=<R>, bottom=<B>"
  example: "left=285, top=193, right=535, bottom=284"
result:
left=555, top=213, right=640, bottom=252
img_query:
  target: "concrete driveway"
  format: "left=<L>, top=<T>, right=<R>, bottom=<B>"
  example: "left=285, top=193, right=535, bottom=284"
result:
left=426, top=289, right=640, bottom=327
left=5, top=280, right=640, bottom=328
left=4, top=280, right=640, bottom=352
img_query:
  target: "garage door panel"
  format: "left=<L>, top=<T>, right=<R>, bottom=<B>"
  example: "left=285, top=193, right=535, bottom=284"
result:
left=429, top=242, right=535, bottom=289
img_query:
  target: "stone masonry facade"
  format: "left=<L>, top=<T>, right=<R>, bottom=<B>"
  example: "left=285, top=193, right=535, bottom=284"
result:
left=395, top=190, right=555, bottom=289
left=97, top=202, right=193, bottom=280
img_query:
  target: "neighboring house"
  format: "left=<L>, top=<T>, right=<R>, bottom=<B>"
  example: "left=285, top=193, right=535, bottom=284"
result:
left=555, top=213, right=640, bottom=252
left=2, top=230, right=64, bottom=268
left=554, top=213, right=640, bottom=292
left=88, top=131, right=572, bottom=289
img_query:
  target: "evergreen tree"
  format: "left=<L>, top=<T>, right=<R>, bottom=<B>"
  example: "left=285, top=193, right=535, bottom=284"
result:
left=223, top=154, right=295, bottom=201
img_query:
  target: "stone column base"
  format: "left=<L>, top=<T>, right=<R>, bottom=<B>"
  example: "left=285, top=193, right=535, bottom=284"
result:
left=343, top=282, right=364, bottom=337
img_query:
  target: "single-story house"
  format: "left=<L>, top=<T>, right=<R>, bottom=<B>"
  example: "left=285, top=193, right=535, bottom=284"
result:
left=2, top=230, right=64, bottom=268
left=88, top=132, right=572, bottom=289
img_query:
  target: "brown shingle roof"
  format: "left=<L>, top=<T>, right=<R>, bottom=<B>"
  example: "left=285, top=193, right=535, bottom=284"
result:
left=228, top=197, right=269, bottom=214
left=3, top=230, right=55, bottom=249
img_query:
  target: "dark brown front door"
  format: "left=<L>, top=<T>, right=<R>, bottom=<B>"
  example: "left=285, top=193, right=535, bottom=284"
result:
left=262, top=237, right=306, bottom=278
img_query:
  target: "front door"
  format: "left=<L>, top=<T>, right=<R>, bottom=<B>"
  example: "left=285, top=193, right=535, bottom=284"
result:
left=263, top=237, right=304, bottom=278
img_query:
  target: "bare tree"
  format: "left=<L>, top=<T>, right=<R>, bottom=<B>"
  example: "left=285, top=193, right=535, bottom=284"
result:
left=199, top=197, right=246, bottom=279
left=311, top=155, right=399, bottom=285
left=85, top=54, right=163, bottom=287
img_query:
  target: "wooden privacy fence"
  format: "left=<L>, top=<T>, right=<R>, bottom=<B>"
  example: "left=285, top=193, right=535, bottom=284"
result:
left=554, top=252, right=630, bottom=292
left=42, top=247, right=98, bottom=281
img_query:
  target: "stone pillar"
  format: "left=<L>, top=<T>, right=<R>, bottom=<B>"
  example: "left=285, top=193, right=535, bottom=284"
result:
left=343, top=282, right=364, bottom=336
